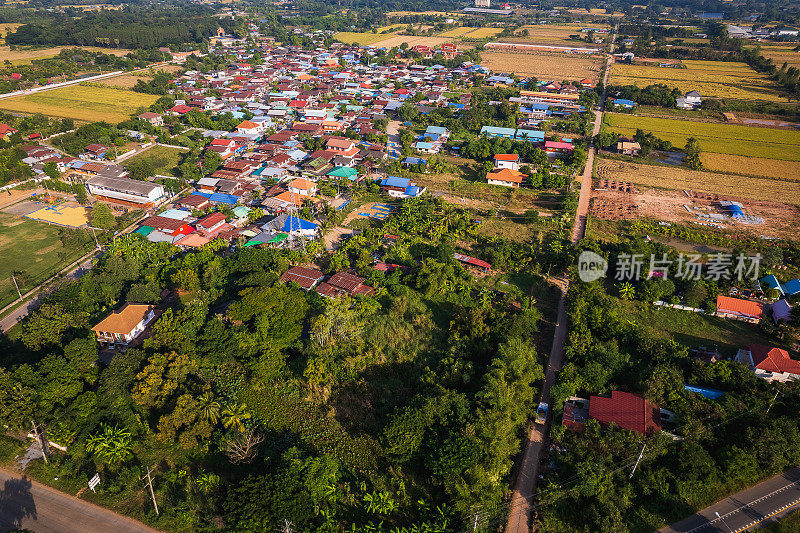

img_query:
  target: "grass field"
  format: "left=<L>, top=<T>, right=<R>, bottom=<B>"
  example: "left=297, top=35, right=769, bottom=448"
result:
left=0, top=45, right=133, bottom=65
left=481, top=50, right=601, bottom=80
left=700, top=153, right=800, bottom=181
left=611, top=60, right=787, bottom=102
left=594, top=157, right=800, bottom=204
left=464, top=27, right=503, bottom=39
left=603, top=113, right=800, bottom=161
left=0, top=85, right=158, bottom=123
left=123, top=145, right=186, bottom=176
left=439, top=26, right=474, bottom=38
left=0, top=211, right=91, bottom=309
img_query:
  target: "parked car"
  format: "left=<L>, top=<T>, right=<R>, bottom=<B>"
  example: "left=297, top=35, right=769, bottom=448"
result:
left=535, top=402, right=549, bottom=425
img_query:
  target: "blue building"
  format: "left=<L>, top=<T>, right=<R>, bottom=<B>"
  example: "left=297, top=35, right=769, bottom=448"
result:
left=480, top=126, right=517, bottom=138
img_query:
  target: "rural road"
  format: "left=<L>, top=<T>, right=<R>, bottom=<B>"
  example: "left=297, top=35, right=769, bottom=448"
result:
left=0, top=467, right=159, bottom=533
left=386, top=119, right=401, bottom=159
left=660, top=468, right=800, bottom=533
left=506, top=27, right=617, bottom=533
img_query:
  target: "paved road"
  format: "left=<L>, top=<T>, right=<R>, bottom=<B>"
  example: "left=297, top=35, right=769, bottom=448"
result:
left=661, top=468, right=800, bottom=533
left=0, top=468, right=159, bottom=533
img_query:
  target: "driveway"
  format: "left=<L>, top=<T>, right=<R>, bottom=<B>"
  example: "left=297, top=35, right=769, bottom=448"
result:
left=0, top=468, right=159, bottom=533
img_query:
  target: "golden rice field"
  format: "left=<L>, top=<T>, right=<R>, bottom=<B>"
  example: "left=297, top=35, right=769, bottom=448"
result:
left=481, top=51, right=601, bottom=81
left=610, top=60, right=787, bottom=102
left=0, top=45, right=133, bottom=65
left=438, top=27, right=474, bottom=38
left=502, top=23, right=609, bottom=47
left=0, top=85, right=158, bottom=123
left=700, top=153, right=800, bottom=181
left=595, top=158, right=800, bottom=204
left=464, top=27, right=504, bottom=39
left=603, top=113, right=800, bottom=161
left=332, top=32, right=391, bottom=46
left=369, top=35, right=453, bottom=48
left=750, top=44, right=800, bottom=69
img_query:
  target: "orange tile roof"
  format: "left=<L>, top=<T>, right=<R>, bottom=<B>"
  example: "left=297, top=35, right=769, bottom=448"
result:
left=748, top=344, right=800, bottom=375
left=91, top=303, right=154, bottom=334
left=290, top=178, right=315, bottom=190
left=716, top=296, right=764, bottom=318
left=488, top=168, right=524, bottom=184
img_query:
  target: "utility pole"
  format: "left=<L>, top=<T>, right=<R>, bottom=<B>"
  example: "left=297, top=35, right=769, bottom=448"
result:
left=629, top=442, right=646, bottom=479
left=141, top=466, right=159, bottom=515
left=279, top=519, right=294, bottom=533
left=30, top=420, right=48, bottom=464
left=11, top=274, right=22, bottom=301
left=472, top=510, right=479, bottom=531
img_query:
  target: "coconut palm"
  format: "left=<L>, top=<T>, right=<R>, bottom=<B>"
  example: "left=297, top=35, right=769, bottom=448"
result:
left=198, top=392, right=221, bottom=425
left=221, top=403, right=251, bottom=433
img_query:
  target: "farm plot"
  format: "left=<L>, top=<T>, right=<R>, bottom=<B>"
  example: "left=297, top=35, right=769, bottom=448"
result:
left=501, top=23, right=608, bottom=47
left=603, top=113, right=800, bottom=161
left=333, top=32, right=391, bottom=46
left=0, top=85, right=158, bottom=123
left=481, top=50, right=601, bottom=81
left=371, top=35, right=453, bottom=49
left=0, top=45, right=133, bottom=65
left=463, top=27, right=503, bottom=39
left=439, top=27, right=474, bottom=38
left=700, top=153, right=800, bottom=181
left=610, top=60, right=787, bottom=102
left=750, top=44, right=800, bottom=69
left=594, top=157, right=800, bottom=204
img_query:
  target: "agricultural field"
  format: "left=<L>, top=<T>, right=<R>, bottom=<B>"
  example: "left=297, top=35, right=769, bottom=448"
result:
left=463, top=27, right=503, bottom=39
left=122, top=145, right=186, bottom=177
left=603, top=113, right=800, bottom=161
left=368, top=35, right=453, bottom=49
left=332, top=32, right=390, bottom=46
left=0, top=23, right=22, bottom=43
left=100, top=64, right=183, bottom=89
left=594, top=157, right=800, bottom=204
left=610, top=60, right=788, bottom=102
left=0, top=84, right=158, bottom=123
left=0, top=211, right=92, bottom=309
left=0, top=45, right=133, bottom=65
left=700, top=153, right=800, bottom=181
left=749, top=43, right=800, bottom=69
left=500, top=23, right=608, bottom=47
left=438, top=26, right=474, bottom=38
left=481, top=50, right=601, bottom=81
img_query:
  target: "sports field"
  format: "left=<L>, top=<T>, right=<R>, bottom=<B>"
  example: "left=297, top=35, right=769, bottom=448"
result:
left=0, top=85, right=158, bottom=123
left=610, top=60, right=787, bottom=102
left=25, top=203, right=88, bottom=227
left=595, top=157, right=800, bottom=204
left=0, top=211, right=91, bottom=308
left=603, top=113, right=800, bottom=161
left=481, top=50, right=600, bottom=80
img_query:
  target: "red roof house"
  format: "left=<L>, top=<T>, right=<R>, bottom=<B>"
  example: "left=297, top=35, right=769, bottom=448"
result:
left=280, top=266, right=325, bottom=290
left=588, top=391, right=661, bottom=436
left=737, top=344, right=800, bottom=383
left=716, top=296, right=764, bottom=323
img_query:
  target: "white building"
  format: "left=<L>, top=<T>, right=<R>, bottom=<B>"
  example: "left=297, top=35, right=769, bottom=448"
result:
left=86, top=176, right=166, bottom=208
left=494, top=154, right=520, bottom=170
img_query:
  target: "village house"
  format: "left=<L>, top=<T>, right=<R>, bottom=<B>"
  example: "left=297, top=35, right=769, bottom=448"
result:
left=736, top=344, right=800, bottom=383
left=91, top=303, right=158, bottom=346
left=280, top=265, right=325, bottom=290
left=493, top=153, right=520, bottom=170
left=716, top=295, right=764, bottom=323
left=315, top=271, right=375, bottom=298
left=616, top=138, right=641, bottom=156
left=137, top=112, right=164, bottom=126
left=563, top=391, right=666, bottom=437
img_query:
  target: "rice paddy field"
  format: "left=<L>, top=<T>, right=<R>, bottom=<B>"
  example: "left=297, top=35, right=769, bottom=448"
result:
left=463, top=27, right=504, bottom=39
left=594, top=157, right=800, bottom=204
left=500, top=23, right=609, bottom=47
left=603, top=113, right=800, bottom=161
left=699, top=153, right=800, bottom=181
left=368, top=35, right=453, bottom=49
left=610, top=60, right=787, bottom=102
left=0, top=85, right=158, bottom=123
left=0, top=45, right=133, bottom=65
left=749, top=44, right=800, bottom=69
left=439, top=27, right=474, bottom=38
left=481, top=50, right=601, bottom=80
left=332, top=32, right=392, bottom=46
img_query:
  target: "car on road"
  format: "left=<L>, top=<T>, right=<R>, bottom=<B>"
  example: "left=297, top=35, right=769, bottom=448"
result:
left=535, top=402, right=549, bottom=424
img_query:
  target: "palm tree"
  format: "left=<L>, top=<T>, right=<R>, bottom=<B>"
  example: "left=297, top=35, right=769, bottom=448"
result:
left=198, top=392, right=221, bottom=425
left=86, top=424, right=134, bottom=466
left=619, top=282, right=635, bottom=301
left=221, top=403, right=251, bottom=433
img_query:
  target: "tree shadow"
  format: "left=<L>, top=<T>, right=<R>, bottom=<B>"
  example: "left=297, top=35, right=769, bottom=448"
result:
left=0, top=475, right=36, bottom=531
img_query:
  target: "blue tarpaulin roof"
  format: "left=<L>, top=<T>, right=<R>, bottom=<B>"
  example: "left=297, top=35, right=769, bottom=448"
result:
left=382, top=176, right=411, bottom=188
left=209, top=193, right=240, bottom=205
left=685, top=384, right=724, bottom=400
left=282, top=216, right=318, bottom=232
left=784, top=278, right=800, bottom=296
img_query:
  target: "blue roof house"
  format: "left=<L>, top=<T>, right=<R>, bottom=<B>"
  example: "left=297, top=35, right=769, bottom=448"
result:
left=760, top=274, right=784, bottom=295
left=480, top=126, right=517, bottom=138
left=612, top=98, right=637, bottom=108
left=380, top=176, right=426, bottom=199
left=784, top=278, right=800, bottom=296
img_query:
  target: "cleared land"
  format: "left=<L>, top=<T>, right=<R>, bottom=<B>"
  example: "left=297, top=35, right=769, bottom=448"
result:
left=603, top=113, right=800, bottom=161
left=0, top=211, right=91, bottom=309
left=700, top=153, right=800, bottom=180
left=481, top=50, right=601, bottom=80
left=122, top=145, right=186, bottom=176
left=0, top=45, right=133, bottom=64
left=595, top=157, right=800, bottom=204
left=439, top=27, right=474, bottom=38
left=0, top=85, right=158, bottom=123
left=610, top=60, right=787, bottom=102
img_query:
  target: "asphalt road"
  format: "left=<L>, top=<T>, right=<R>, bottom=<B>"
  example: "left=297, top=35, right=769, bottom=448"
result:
left=0, top=468, right=159, bottom=533
left=661, top=468, right=800, bottom=533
